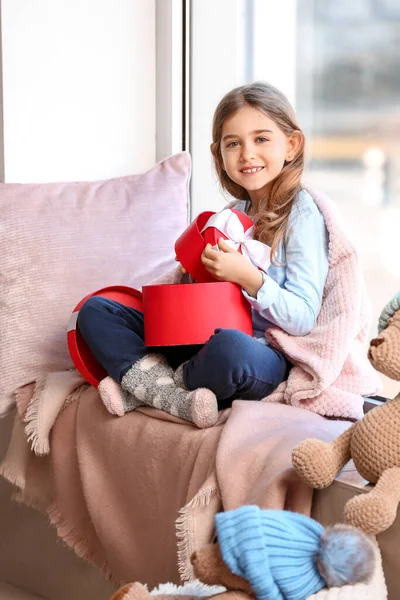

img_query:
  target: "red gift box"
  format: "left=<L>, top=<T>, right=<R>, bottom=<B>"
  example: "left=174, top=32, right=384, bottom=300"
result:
left=174, top=208, right=253, bottom=282
left=68, top=282, right=253, bottom=384
left=68, top=207, right=268, bottom=384
left=67, top=285, right=143, bottom=387
left=142, top=281, right=252, bottom=346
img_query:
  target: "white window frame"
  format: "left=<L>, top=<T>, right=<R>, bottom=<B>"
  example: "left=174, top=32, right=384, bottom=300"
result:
left=155, top=0, right=186, bottom=161
left=156, top=0, right=298, bottom=217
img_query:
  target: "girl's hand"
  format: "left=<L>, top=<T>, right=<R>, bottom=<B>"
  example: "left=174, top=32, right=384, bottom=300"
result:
left=201, top=238, right=263, bottom=298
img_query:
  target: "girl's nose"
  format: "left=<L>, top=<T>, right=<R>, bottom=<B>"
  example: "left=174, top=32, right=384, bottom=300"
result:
left=240, top=144, right=256, bottom=161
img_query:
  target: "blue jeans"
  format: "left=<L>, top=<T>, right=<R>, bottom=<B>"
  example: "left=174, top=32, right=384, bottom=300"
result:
left=77, top=297, right=290, bottom=409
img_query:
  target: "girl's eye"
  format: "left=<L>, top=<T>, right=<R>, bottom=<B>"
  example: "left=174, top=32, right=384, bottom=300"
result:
left=256, top=137, right=268, bottom=143
left=226, top=141, right=239, bottom=148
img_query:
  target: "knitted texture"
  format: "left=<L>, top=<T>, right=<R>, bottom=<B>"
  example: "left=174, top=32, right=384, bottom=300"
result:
left=350, top=397, right=400, bottom=483
left=293, top=394, right=400, bottom=535
left=174, top=363, right=188, bottom=389
left=378, top=291, right=400, bottom=333
left=262, top=185, right=382, bottom=420
left=368, top=309, right=400, bottom=381
left=98, top=375, right=130, bottom=416
left=215, top=506, right=326, bottom=600
left=121, top=354, right=218, bottom=428
left=344, top=466, right=400, bottom=535
left=110, top=534, right=386, bottom=600
left=292, top=425, right=355, bottom=489
left=345, top=396, right=400, bottom=535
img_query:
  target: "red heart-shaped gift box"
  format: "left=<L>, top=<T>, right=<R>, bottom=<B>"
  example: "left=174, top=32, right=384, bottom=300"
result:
left=174, top=208, right=253, bottom=282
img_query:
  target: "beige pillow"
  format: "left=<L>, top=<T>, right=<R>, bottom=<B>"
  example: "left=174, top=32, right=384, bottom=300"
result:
left=0, top=152, right=190, bottom=416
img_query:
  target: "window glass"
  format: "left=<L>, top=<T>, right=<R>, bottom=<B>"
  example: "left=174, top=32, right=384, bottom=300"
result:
left=189, top=0, right=399, bottom=398
left=296, top=0, right=400, bottom=398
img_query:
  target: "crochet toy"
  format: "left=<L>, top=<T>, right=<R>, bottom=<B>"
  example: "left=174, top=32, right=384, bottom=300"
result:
left=368, top=290, right=400, bottom=381
left=293, top=291, right=400, bottom=536
left=110, top=506, right=383, bottom=600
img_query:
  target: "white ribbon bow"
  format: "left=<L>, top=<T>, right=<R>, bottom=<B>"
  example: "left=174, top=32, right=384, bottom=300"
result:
left=200, top=209, right=271, bottom=272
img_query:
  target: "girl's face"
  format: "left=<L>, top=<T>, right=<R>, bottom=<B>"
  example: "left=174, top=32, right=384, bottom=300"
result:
left=220, top=104, right=299, bottom=205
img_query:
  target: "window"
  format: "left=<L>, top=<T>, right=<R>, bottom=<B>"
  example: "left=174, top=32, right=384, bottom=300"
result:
left=296, top=0, right=400, bottom=397
left=188, top=0, right=399, bottom=397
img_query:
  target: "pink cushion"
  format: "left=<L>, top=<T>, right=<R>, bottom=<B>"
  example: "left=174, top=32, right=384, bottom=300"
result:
left=0, top=152, right=190, bottom=416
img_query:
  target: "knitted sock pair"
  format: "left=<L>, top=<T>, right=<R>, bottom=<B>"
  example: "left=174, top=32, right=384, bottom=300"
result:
left=98, top=354, right=218, bottom=429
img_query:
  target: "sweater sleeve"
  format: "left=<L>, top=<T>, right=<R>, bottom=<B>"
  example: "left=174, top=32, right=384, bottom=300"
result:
left=242, top=202, right=329, bottom=336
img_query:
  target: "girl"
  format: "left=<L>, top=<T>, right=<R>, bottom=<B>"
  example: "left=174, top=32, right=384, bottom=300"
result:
left=77, top=81, right=353, bottom=428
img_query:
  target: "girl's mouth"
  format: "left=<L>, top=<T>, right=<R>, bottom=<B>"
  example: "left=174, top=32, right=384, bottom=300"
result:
left=241, top=167, right=264, bottom=175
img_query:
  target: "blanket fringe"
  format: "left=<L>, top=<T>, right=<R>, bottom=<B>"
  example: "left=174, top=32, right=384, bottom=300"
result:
left=23, top=375, right=49, bottom=455
left=14, top=386, right=33, bottom=417
left=176, top=486, right=218, bottom=584
left=61, top=384, right=88, bottom=413
left=13, top=487, right=49, bottom=515
left=7, top=484, right=120, bottom=585
left=46, top=501, right=118, bottom=585
left=0, top=462, right=26, bottom=490
left=22, top=374, right=86, bottom=456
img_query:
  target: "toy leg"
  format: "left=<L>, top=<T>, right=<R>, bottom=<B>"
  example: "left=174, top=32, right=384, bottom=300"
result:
left=292, top=423, right=356, bottom=488
left=110, top=582, right=152, bottom=600
left=345, top=466, right=400, bottom=535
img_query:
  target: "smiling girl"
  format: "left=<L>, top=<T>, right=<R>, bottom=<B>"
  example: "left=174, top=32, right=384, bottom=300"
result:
left=77, top=81, right=379, bottom=427
left=203, top=82, right=328, bottom=337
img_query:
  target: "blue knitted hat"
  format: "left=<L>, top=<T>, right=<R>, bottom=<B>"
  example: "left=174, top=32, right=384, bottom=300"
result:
left=215, top=506, right=326, bottom=600
left=378, top=290, right=400, bottom=333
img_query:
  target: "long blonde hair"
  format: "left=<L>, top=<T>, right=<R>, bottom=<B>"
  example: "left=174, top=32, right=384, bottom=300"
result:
left=210, top=81, right=305, bottom=261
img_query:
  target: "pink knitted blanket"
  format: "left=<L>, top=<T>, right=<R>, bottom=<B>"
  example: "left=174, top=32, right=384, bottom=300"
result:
left=264, top=186, right=382, bottom=420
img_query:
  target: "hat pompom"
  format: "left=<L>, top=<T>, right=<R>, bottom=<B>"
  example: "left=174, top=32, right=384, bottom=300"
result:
left=316, top=524, right=375, bottom=588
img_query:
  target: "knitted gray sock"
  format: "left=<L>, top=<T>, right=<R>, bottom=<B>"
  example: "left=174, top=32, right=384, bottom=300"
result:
left=121, top=354, right=218, bottom=429
left=173, top=362, right=188, bottom=389
left=98, top=376, right=142, bottom=416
